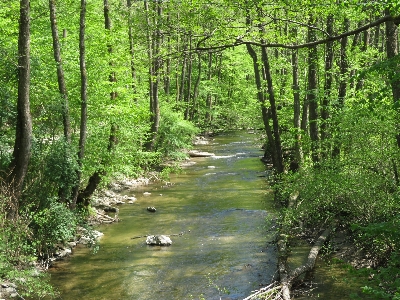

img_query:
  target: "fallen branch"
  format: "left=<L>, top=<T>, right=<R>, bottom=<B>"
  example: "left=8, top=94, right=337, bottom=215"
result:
left=131, top=231, right=188, bottom=239
left=96, top=211, right=118, bottom=222
left=242, top=282, right=282, bottom=300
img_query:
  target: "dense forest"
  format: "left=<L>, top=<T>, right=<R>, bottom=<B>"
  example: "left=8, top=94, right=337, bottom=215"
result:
left=1, top=0, right=400, bottom=298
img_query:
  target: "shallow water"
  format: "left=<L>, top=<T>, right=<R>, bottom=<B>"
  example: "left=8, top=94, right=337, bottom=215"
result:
left=49, top=132, right=277, bottom=300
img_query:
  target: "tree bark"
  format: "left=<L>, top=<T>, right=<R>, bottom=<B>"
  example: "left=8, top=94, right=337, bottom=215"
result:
left=385, top=9, right=400, bottom=148
left=307, top=16, right=319, bottom=164
left=184, top=34, right=193, bottom=120
left=261, top=45, right=284, bottom=174
left=292, top=46, right=303, bottom=165
left=321, top=14, right=334, bottom=146
left=333, top=18, right=350, bottom=158
left=278, top=227, right=332, bottom=300
left=245, top=42, right=276, bottom=167
left=144, top=0, right=161, bottom=151
left=190, top=52, right=202, bottom=121
left=205, top=51, right=213, bottom=126
left=49, top=0, right=71, bottom=143
left=127, top=0, right=137, bottom=97
left=6, top=0, right=32, bottom=218
left=71, top=0, right=88, bottom=209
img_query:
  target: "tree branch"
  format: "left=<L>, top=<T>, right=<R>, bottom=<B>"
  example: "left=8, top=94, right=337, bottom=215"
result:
left=195, top=14, right=400, bottom=51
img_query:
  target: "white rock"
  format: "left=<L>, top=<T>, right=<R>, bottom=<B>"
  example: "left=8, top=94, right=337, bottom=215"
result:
left=146, top=235, right=172, bottom=246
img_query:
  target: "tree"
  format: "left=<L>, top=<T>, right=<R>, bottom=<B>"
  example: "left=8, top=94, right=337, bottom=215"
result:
left=144, top=0, right=161, bottom=151
left=49, top=0, right=71, bottom=143
left=6, top=0, right=32, bottom=218
left=71, top=0, right=88, bottom=209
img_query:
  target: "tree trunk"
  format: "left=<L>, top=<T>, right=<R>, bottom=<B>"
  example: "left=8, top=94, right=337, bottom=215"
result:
left=356, top=19, right=370, bottom=91
left=144, top=0, right=161, bottom=151
left=190, top=52, right=202, bottom=121
left=178, top=42, right=187, bottom=103
left=385, top=9, right=400, bottom=148
left=333, top=18, right=350, bottom=158
left=164, top=11, right=171, bottom=96
left=127, top=0, right=137, bottom=97
left=6, top=0, right=32, bottom=219
left=245, top=42, right=276, bottom=167
left=205, top=51, right=213, bottom=126
left=49, top=0, right=71, bottom=143
left=261, top=45, right=284, bottom=174
left=71, top=0, right=88, bottom=209
left=321, top=14, right=334, bottom=147
left=338, top=18, right=350, bottom=108
left=292, top=46, right=303, bottom=165
left=278, top=227, right=332, bottom=300
left=184, top=34, right=193, bottom=120
left=307, top=16, right=319, bottom=164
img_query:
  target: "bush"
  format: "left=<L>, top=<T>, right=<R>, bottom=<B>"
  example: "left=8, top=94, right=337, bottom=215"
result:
left=0, top=194, right=58, bottom=299
left=30, top=199, right=77, bottom=257
left=155, top=109, right=199, bottom=159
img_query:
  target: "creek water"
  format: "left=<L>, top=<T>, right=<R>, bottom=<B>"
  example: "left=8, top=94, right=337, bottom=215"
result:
left=49, top=131, right=277, bottom=300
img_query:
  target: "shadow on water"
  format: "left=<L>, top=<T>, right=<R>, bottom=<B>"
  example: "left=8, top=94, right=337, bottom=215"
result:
left=49, top=131, right=277, bottom=300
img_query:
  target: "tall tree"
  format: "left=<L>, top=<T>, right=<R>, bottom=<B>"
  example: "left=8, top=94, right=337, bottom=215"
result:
left=144, top=0, right=161, bottom=151
left=385, top=8, right=400, bottom=147
left=49, top=0, right=71, bottom=143
left=6, top=0, right=32, bottom=218
left=307, top=16, right=319, bottom=164
left=320, top=14, right=334, bottom=145
left=127, top=0, right=137, bottom=97
left=71, top=0, right=88, bottom=208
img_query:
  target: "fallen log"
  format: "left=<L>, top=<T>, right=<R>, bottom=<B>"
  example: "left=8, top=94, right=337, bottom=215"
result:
left=244, top=226, right=332, bottom=300
left=278, top=227, right=332, bottom=300
left=188, top=150, right=215, bottom=157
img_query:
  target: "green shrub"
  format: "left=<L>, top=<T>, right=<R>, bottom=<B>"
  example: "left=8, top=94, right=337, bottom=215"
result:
left=31, top=199, right=76, bottom=257
left=0, top=196, right=58, bottom=299
left=155, top=109, right=199, bottom=159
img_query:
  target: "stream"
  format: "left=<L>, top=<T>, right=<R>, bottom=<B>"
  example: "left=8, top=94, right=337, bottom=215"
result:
left=49, top=131, right=277, bottom=300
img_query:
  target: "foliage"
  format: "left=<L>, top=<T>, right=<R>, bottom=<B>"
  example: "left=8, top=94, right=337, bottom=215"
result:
left=30, top=199, right=77, bottom=257
left=155, top=108, right=199, bottom=159
left=0, top=193, right=57, bottom=299
left=359, top=252, right=400, bottom=299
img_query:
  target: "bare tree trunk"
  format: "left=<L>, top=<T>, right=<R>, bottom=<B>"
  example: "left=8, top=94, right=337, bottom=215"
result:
left=6, top=0, right=32, bottom=218
left=278, top=227, right=332, bottom=300
left=190, top=52, right=202, bottom=121
left=144, top=0, right=161, bottom=151
left=178, top=41, right=187, bottom=103
left=307, top=16, right=319, bottom=164
left=245, top=42, right=276, bottom=167
left=385, top=9, right=400, bottom=148
left=164, top=10, right=171, bottom=96
left=49, top=0, right=70, bottom=142
left=184, top=34, right=193, bottom=120
left=292, top=46, right=303, bottom=165
left=127, top=0, right=137, bottom=97
left=356, top=19, right=370, bottom=91
left=333, top=18, right=350, bottom=158
left=71, top=0, right=88, bottom=209
left=261, top=45, right=284, bottom=174
left=205, top=51, right=213, bottom=126
left=321, top=14, right=334, bottom=146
